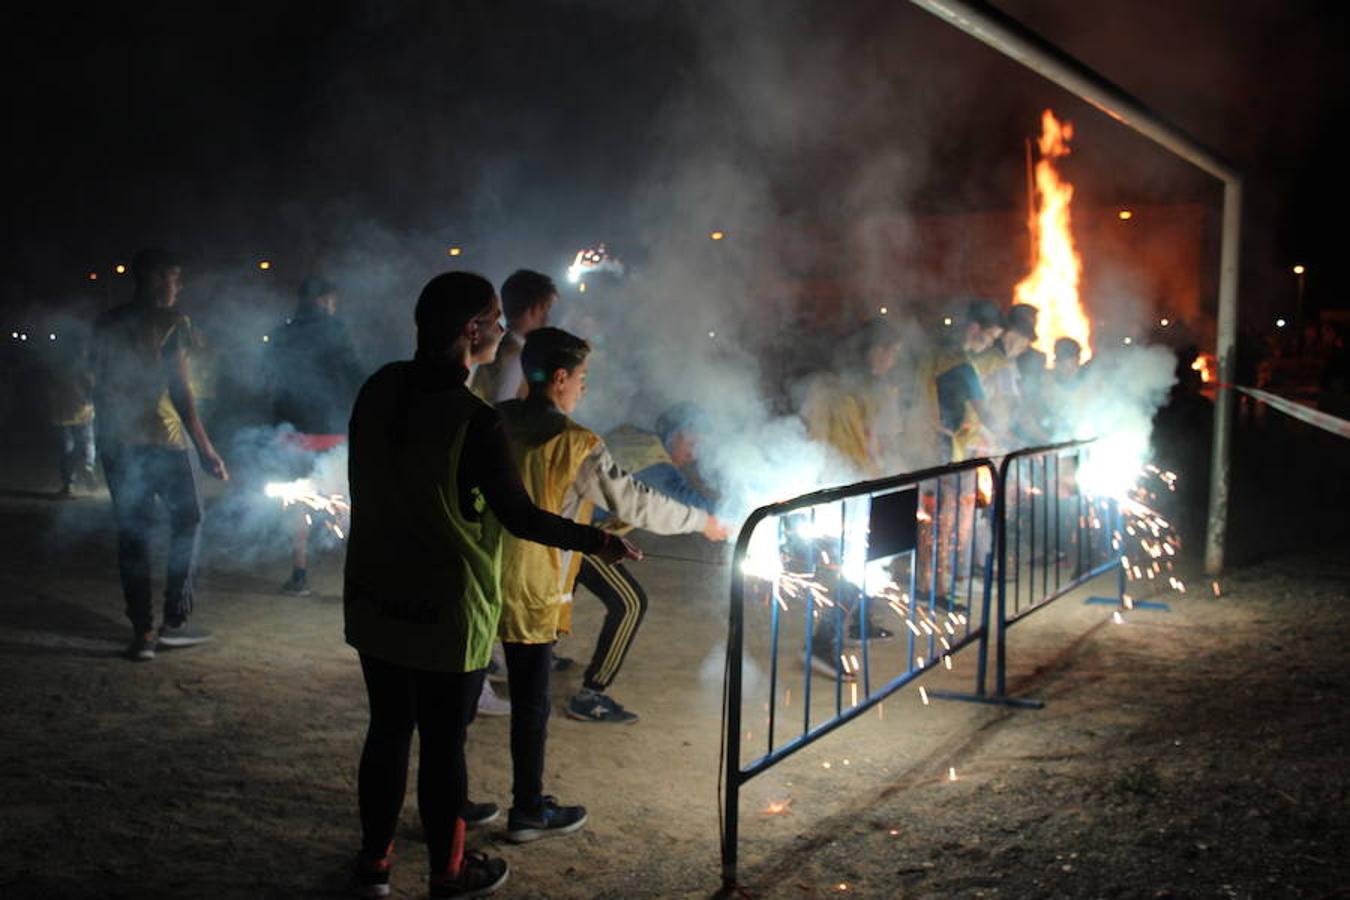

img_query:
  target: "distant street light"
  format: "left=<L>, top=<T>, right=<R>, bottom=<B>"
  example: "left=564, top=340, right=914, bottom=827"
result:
left=1276, top=318, right=1287, bottom=328
left=259, top=260, right=272, bottom=271
left=709, top=231, right=725, bottom=241
left=1117, top=210, right=1133, bottom=220
left=448, top=247, right=462, bottom=257
left=1293, top=265, right=1307, bottom=351
left=115, top=264, right=127, bottom=275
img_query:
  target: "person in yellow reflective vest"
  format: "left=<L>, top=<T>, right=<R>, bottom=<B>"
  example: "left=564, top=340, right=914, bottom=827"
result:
left=496, top=327, right=728, bottom=842
left=799, top=320, right=905, bottom=478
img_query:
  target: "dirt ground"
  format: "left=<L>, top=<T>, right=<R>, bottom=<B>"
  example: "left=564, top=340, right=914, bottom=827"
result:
left=0, top=467, right=1347, bottom=899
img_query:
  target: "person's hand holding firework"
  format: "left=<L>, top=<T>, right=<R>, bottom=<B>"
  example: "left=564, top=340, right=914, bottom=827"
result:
left=596, top=533, right=643, bottom=564
left=702, top=515, right=730, bottom=542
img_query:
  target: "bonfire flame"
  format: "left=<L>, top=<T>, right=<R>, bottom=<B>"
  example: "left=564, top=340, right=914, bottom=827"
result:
left=1014, top=110, right=1092, bottom=361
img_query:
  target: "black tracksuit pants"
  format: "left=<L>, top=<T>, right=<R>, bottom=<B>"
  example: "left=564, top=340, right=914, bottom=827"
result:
left=575, top=557, right=649, bottom=692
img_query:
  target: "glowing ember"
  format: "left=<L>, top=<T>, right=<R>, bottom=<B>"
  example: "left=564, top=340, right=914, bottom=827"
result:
left=1191, top=354, right=1214, bottom=384
left=1013, top=109, right=1092, bottom=361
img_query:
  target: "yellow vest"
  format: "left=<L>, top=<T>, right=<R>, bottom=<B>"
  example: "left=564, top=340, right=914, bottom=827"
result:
left=802, top=374, right=877, bottom=474
left=498, top=420, right=600, bottom=643
left=924, top=345, right=984, bottom=463
left=605, top=425, right=672, bottom=474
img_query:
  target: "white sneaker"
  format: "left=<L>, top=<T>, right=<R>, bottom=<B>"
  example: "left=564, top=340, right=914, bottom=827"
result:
left=477, top=679, right=511, bottom=717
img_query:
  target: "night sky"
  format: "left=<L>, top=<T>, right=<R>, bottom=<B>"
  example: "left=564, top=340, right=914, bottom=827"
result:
left=5, top=0, right=1347, bottom=324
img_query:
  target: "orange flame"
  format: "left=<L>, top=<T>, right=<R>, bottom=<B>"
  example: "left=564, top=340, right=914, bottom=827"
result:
left=976, top=467, right=994, bottom=507
left=1191, top=354, right=1213, bottom=384
left=1014, top=110, right=1091, bottom=361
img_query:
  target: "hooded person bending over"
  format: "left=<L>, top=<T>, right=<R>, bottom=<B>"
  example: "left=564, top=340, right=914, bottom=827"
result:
left=343, top=273, right=638, bottom=899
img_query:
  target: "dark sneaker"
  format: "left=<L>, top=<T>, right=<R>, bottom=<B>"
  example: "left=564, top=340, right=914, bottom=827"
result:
left=280, top=573, right=312, bottom=596
left=157, top=622, right=213, bottom=648
left=462, top=800, right=500, bottom=828
left=845, top=615, right=895, bottom=645
left=505, top=796, right=588, bottom=844
left=552, top=655, right=575, bottom=672
left=566, top=691, right=639, bottom=724
left=429, top=852, right=509, bottom=898
left=351, top=850, right=392, bottom=898
left=126, top=630, right=157, bottom=662
left=930, top=595, right=969, bottom=615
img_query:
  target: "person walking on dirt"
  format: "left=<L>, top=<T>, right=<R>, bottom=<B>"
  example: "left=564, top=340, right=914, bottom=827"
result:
left=343, top=272, right=637, bottom=899
left=91, top=248, right=229, bottom=662
left=266, top=276, right=364, bottom=597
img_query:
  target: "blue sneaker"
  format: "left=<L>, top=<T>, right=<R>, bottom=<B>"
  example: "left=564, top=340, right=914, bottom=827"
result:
left=566, top=690, right=639, bottom=724
left=505, top=796, right=588, bottom=844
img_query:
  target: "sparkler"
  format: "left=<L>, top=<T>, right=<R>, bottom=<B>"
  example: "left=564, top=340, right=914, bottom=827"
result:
left=565, top=243, right=623, bottom=284
left=263, top=478, right=351, bottom=540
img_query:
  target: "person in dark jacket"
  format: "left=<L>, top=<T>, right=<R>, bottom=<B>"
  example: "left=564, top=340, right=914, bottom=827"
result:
left=344, top=272, right=639, bottom=899
left=267, top=277, right=365, bottom=595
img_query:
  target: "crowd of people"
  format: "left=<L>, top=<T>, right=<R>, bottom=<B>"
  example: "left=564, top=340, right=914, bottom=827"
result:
left=76, top=252, right=735, bottom=897
left=37, top=245, right=1287, bottom=898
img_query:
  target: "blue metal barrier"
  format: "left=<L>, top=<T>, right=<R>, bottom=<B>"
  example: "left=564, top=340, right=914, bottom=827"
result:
left=992, top=440, right=1124, bottom=703
left=721, top=457, right=998, bottom=887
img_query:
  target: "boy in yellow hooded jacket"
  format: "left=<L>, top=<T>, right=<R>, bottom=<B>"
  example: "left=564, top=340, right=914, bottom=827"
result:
left=495, top=327, right=727, bottom=844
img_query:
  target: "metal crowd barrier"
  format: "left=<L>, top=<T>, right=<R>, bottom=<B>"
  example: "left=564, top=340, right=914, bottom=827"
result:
left=992, top=440, right=1123, bottom=703
left=721, top=457, right=998, bottom=887
left=720, top=440, right=1126, bottom=886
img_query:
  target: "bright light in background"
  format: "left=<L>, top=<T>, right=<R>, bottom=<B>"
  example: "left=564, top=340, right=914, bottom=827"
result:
left=19, top=333, right=28, bottom=342
left=709, top=230, right=725, bottom=241
left=942, top=316, right=952, bottom=326
left=115, top=264, right=126, bottom=275
left=1159, top=318, right=1170, bottom=327
left=1122, top=337, right=1133, bottom=345
left=9, top=332, right=16, bottom=339
left=262, top=335, right=270, bottom=343
left=447, top=247, right=462, bottom=257
left=566, top=244, right=621, bottom=284
left=48, top=333, right=57, bottom=341
left=1117, top=209, right=1133, bottom=220
left=578, top=283, right=587, bottom=293
left=879, top=306, right=888, bottom=315
left=1292, top=264, right=1305, bottom=275
left=258, top=260, right=272, bottom=271
left=707, top=330, right=717, bottom=339
left=1276, top=318, right=1287, bottom=328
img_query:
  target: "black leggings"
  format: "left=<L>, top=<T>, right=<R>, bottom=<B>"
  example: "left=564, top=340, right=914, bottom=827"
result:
left=357, top=654, right=483, bottom=873
left=502, top=641, right=553, bottom=815
left=575, top=557, right=649, bottom=692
